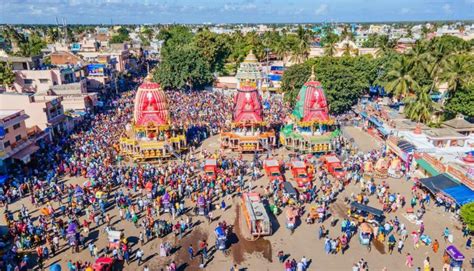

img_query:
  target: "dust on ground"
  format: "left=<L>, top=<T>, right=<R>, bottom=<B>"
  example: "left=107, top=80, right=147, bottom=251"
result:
left=231, top=203, right=272, bottom=264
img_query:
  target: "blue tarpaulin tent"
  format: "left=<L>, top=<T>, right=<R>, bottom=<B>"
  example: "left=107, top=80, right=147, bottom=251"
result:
left=377, top=126, right=390, bottom=136
left=369, top=116, right=383, bottom=127
left=442, top=185, right=474, bottom=206
left=0, top=175, right=7, bottom=186
left=419, top=174, right=460, bottom=195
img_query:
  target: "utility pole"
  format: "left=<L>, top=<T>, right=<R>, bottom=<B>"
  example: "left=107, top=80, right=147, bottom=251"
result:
left=264, top=47, right=271, bottom=98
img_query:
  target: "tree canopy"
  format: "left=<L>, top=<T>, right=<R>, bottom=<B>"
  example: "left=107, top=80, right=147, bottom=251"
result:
left=0, top=62, right=15, bottom=89
left=281, top=56, right=380, bottom=114
left=460, top=202, right=474, bottom=231
left=110, top=27, right=130, bottom=44
left=154, top=26, right=215, bottom=90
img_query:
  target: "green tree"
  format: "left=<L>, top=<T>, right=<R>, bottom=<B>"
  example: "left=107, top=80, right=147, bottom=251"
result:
left=281, top=56, right=377, bottom=114
left=403, top=86, right=434, bottom=123
left=438, top=54, right=474, bottom=95
left=383, top=56, right=418, bottom=100
left=141, top=26, right=154, bottom=41
left=362, top=34, right=378, bottom=48
left=158, top=26, right=193, bottom=49
left=46, top=27, right=60, bottom=43
left=154, top=44, right=213, bottom=90
left=406, top=41, right=433, bottom=88
left=0, top=62, right=15, bottom=90
left=110, top=27, right=130, bottom=44
left=460, top=202, right=474, bottom=231
left=16, top=33, right=46, bottom=57
left=323, top=41, right=336, bottom=57
left=375, top=35, right=396, bottom=57
left=192, top=30, right=230, bottom=73
left=341, top=42, right=358, bottom=57
left=444, top=83, right=474, bottom=118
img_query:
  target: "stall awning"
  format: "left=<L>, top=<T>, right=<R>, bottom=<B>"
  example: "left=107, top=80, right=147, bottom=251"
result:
left=442, top=185, right=474, bottom=205
left=416, top=159, right=440, bottom=176
left=419, top=174, right=460, bottom=195
left=369, top=116, right=383, bottom=127
left=0, top=175, right=8, bottom=186
left=377, top=126, right=390, bottom=136
left=397, top=140, right=416, bottom=153
left=360, top=111, right=368, bottom=119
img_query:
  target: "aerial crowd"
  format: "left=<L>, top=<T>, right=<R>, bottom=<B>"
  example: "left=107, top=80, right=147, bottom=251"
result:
left=0, top=73, right=471, bottom=271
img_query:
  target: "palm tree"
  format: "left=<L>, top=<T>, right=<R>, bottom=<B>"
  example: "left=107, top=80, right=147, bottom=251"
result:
left=375, top=35, right=396, bottom=57
left=403, top=85, right=434, bottom=123
left=274, top=38, right=290, bottom=61
left=438, top=54, right=474, bottom=95
left=290, top=40, right=309, bottom=64
left=46, top=27, right=60, bottom=43
left=0, top=62, right=16, bottom=91
left=384, top=56, right=418, bottom=100
left=340, top=26, right=354, bottom=41
left=407, top=41, right=429, bottom=70
left=324, top=41, right=336, bottom=57
left=341, top=41, right=358, bottom=57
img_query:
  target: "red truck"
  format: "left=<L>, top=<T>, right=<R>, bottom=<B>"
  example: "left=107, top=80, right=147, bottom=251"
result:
left=263, top=159, right=284, bottom=182
left=290, top=161, right=312, bottom=187
left=322, top=155, right=346, bottom=179
left=204, top=159, right=217, bottom=181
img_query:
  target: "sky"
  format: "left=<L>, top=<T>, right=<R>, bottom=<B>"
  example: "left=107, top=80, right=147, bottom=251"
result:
left=1, top=0, right=473, bottom=24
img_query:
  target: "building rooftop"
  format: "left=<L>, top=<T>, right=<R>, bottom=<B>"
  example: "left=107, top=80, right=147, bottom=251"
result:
left=425, top=128, right=467, bottom=139
left=0, top=55, right=40, bottom=62
left=0, top=109, right=23, bottom=119
left=442, top=116, right=474, bottom=131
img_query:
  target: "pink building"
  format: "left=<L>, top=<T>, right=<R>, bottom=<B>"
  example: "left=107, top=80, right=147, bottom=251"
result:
left=0, top=110, right=39, bottom=171
left=0, top=93, right=67, bottom=136
left=1, top=56, right=87, bottom=94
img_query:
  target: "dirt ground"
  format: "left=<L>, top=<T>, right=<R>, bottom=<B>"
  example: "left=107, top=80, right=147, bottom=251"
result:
left=3, top=128, right=471, bottom=271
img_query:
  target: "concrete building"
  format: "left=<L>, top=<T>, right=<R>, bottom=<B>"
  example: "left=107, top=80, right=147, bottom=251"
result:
left=0, top=55, right=42, bottom=71
left=50, top=51, right=84, bottom=66
left=0, top=93, right=66, bottom=136
left=1, top=55, right=86, bottom=94
left=0, top=110, right=39, bottom=172
left=43, top=81, right=98, bottom=113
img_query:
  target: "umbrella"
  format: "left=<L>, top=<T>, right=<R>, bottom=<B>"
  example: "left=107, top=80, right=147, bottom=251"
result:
left=49, top=263, right=62, bottom=271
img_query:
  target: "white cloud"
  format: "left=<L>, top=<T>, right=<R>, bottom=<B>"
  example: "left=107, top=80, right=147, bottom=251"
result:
left=442, top=3, right=452, bottom=13
left=315, top=4, right=328, bottom=15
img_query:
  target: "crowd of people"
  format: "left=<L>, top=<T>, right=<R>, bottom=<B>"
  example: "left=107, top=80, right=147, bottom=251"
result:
left=0, top=72, right=294, bottom=271
left=0, top=69, right=471, bottom=271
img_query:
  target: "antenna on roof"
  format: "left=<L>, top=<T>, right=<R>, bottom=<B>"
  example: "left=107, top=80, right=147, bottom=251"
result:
left=56, top=17, right=61, bottom=42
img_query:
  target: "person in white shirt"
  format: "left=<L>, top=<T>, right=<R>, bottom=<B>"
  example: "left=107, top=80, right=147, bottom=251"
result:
left=301, top=256, right=308, bottom=269
left=295, top=261, right=303, bottom=271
